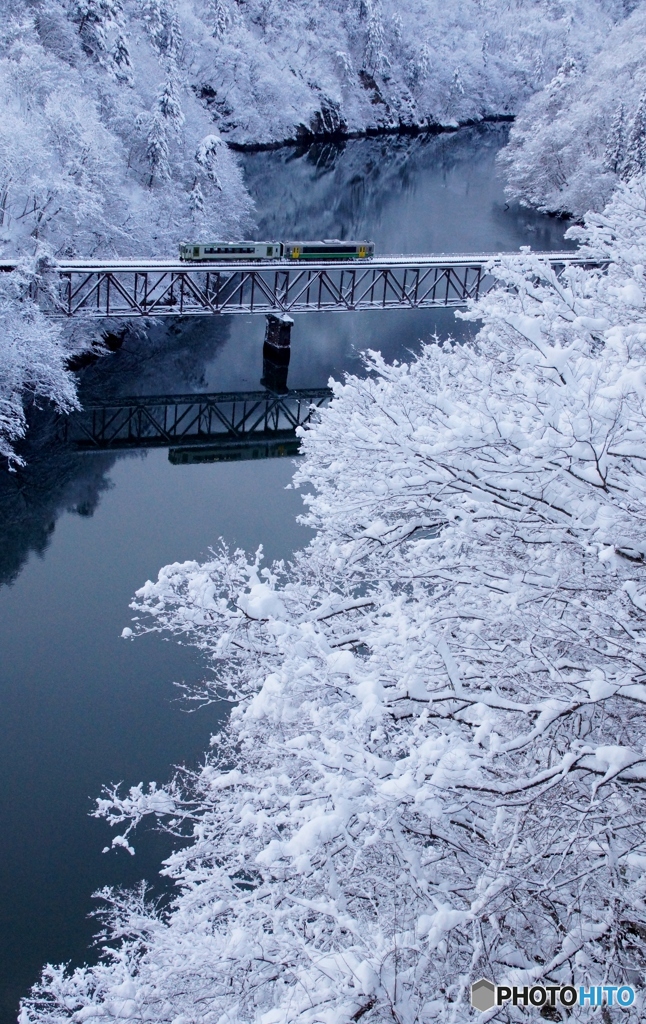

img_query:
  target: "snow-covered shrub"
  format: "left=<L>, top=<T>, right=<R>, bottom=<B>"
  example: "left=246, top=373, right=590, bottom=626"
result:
left=21, top=177, right=646, bottom=1022
left=500, top=4, right=646, bottom=217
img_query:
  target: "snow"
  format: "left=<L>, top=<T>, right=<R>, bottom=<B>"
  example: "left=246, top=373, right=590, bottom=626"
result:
left=501, top=5, right=646, bottom=217
left=9, top=1, right=646, bottom=1017
left=20, top=173, right=646, bottom=1024
left=0, top=0, right=636, bottom=463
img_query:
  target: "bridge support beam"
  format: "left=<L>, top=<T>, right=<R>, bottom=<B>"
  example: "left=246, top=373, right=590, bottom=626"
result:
left=261, top=313, right=294, bottom=394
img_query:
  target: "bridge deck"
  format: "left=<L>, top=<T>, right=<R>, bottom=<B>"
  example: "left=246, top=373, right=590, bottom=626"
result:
left=5, top=250, right=594, bottom=318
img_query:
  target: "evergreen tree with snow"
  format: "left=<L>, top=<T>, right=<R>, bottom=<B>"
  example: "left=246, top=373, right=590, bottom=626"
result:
left=144, top=113, right=170, bottom=184
left=626, top=90, right=646, bottom=178
left=111, top=32, right=132, bottom=82
left=189, top=180, right=205, bottom=216
left=362, top=0, right=387, bottom=74
left=157, top=77, right=184, bottom=133
left=195, top=134, right=223, bottom=189
left=209, top=0, right=233, bottom=38
left=72, top=0, right=123, bottom=59
left=605, top=101, right=627, bottom=176
left=141, top=0, right=182, bottom=58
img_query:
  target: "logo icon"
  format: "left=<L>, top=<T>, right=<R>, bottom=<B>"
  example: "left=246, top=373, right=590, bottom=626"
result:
left=469, top=979, right=635, bottom=1012
left=471, top=978, right=496, bottom=1011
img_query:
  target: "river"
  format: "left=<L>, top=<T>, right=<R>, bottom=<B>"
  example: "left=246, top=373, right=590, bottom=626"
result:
left=0, top=124, right=574, bottom=1023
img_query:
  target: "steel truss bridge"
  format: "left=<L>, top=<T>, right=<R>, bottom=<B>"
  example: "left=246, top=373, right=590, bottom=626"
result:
left=15, top=252, right=593, bottom=318
left=56, top=387, right=333, bottom=462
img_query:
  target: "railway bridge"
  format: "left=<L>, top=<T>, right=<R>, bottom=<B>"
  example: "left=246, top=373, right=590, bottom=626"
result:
left=3, top=251, right=594, bottom=318
left=41, top=250, right=599, bottom=462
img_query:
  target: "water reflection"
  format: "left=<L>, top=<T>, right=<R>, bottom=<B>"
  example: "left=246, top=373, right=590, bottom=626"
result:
left=203, top=123, right=574, bottom=392
left=59, top=387, right=331, bottom=457
left=241, top=124, right=573, bottom=255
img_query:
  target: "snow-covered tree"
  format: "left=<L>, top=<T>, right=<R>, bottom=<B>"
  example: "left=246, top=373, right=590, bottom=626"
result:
left=21, top=177, right=646, bottom=1022
left=626, top=90, right=646, bottom=178
left=189, top=179, right=205, bottom=216
left=157, top=76, right=185, bottom=132
left=501, top=4, right=646, bottom=216
left=0, top=261, right=79, bottom=469
left=362, top=0, right=387, bottom=74
left=112, top=32, right=133, bottom=83
left=194, top=133, right=224, bottom=189
left=143, top=112, right=170, bottom=183
left=141, top=0, right=182, bottom=58
left=208, top=0, right=234, bottom=38
left=71, top=0, right=123, bottom=61
left=605, top=101, right=627, bottom=176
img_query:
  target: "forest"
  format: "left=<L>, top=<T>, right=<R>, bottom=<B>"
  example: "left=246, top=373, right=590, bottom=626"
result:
left=4, top=1, right=646, bottom=1020
left=2, top=0, right=645, bottom=463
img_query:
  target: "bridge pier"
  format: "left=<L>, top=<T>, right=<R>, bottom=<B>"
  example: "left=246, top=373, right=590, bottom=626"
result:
left=261, top=313, right=294, bottom=394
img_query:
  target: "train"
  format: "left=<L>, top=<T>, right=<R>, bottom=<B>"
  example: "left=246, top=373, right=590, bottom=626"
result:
left=179, top=239, right=375, bottom=261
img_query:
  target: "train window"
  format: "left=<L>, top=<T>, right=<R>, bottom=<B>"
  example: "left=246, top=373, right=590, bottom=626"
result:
left=303, top=246, right=354, bottom=254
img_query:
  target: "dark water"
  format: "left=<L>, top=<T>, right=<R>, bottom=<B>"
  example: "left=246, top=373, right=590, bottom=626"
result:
left=0, top=124, right=574, bottom=1022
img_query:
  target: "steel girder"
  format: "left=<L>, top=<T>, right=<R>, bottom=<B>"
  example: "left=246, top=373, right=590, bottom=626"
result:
left=51, top=264, right=488, bottom=317
left=28, top=253, right=597, bottom=318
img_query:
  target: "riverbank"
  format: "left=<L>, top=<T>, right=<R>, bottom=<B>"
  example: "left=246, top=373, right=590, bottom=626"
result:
left=226, top=114, right=516, bottom=152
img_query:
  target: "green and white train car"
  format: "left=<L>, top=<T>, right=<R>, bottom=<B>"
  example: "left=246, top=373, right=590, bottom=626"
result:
left=179, top=240, right=375, bottom=262
left=282, top=240, right=374, bottom=259
left=179, top=241, right=281, bottom=260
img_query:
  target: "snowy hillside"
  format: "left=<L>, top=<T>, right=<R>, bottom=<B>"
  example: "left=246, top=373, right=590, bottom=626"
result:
left=0, top=0, right=252, bottom=261
left=0, top=0, right=631, bottom=260
left=189, top=0, right=622, bottom=147
left=500, top=4, right=646, bottom=216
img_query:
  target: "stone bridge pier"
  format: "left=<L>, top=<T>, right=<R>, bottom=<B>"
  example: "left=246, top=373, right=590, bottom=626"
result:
left=261, top=313, right=294, bottom=393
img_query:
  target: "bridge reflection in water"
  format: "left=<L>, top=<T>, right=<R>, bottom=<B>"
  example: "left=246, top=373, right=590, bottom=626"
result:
left=56, top=388, right=333, bottom=463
